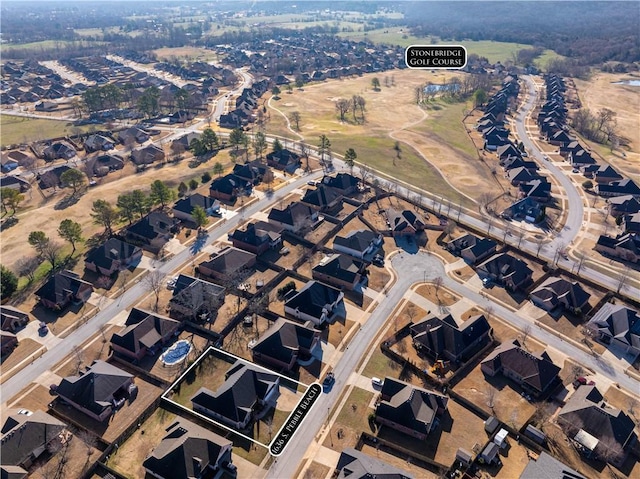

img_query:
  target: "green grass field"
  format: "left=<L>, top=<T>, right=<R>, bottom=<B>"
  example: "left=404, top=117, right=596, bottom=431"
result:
left=416, top=100, right=477, bottom=158
left=2, top=39, right=104, bottom=52
left=0, top=115, right=105, bottom=147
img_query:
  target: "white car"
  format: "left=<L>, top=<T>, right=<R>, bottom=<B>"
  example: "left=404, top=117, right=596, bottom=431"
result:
left=372, top=377, right=384, bottom=388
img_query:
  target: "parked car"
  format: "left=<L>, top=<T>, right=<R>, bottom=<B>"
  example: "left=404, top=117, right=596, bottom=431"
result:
left=323, top=372, right=335, bottom=390
left=372, top=377, right=384, bottom=388
left=372, top=254, right=384, bottom=267
left=38, top=322, right=48, bottom=336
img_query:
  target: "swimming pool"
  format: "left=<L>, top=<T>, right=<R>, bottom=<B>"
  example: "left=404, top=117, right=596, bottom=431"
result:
left=161, top=340, right=192, bottom=366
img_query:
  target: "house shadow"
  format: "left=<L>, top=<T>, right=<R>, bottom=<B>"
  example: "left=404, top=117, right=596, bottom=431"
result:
left=393, top=235, right=420, bottom=254
left=344, top=288, right=364, bottom=307
left=30, top=301, right=85, bottom=326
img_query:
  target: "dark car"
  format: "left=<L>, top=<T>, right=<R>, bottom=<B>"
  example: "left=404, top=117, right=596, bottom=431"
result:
left=323, top=372, right=335, bottom=390
left=38, top=322, right=49, bottom=336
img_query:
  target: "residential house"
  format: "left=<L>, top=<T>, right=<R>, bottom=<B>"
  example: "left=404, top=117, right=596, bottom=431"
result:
left=143, top=419, right=233, bottom=479
left=43, top=141, right=75, bottom=161
left=335, top=448, right=414, bottom=479
left=519, top=451, right=586, bottom=479
left=548, top=130, right=574, bottom=147
left=118, top=127, right=149, bottom=144
left=131, top=144, right=165, bottom=165
left=587, top=303, right=640, bottom=355
left=593, top=165, right=623, bottom=185
left=172, top=194, right=221, bottom=224
left=501, top=197, right=546, bottom=223
left=529, top=278, right=591, bottom=314
left=387, top=209, right=427, bottom=237
left=35, top=270, right=93, bottom=310
left=559, top=140, right=582, bottom=158
left=496, top=143, right=521, bottom=162
left=197, top=246, right=256, bottom=282
left=507, top=167, right=537, bottom=186
left=596, top=178, right=640, bottom=198
left=233, top=160, right=273, bottom=186
left=519, top=178, right=552, bottom=202
left=266, top=149, right=301, bottom=173
left=0, top=155, right=19, bottom=173
left=481, top=340, right=561, bottom=397
left=375, top=378, right=448, bottom=441
left=91, top=154, right=124, bottom=177
left=110, top=308, right=181, bottom=361
left=608, top=195, right=640, bottom=218
left=268, top=201, right=319, bottom=233
left=1, top=409, right=66, bottom=474
left=477, top=253, right=534, bottom=291
left=1, top=330, right=18, bottom=357
left=483, top=126, right=510, bottom=151
left=557, top=385, right=636, bottom=466
left=84, top=238, right=142, bottom=276
left=446, top=234, right=497, bottom=264
left=84, top=134, right=115, bottom=152
left=230, top=221, right=283, bottom=255
left=209, top=174, right=242, bottom=203
left=34, top=100, right=58, bottom=111
left=312, top=254, right=365, bottom=291
left=54, top=360, right=134, bottom=422
left=124, top=211, right=177, bottom=254
left=623, top=212, right=640, bottom=233
left=568, top=148, right=596, bottom=167
left=410, top=313, right=492, bottom=362
left=0, top=305, right=29, bottom=333
left=333, top=229, right=383, bottom=259
left=595, top=232, right=640, bottom=263
left=0, top=175, right=31, bottom=192
left=250, top=318, right=319, bottom=372
left=284, top=280, right=345, bottom=326
left=171, top=132, right=201, bottom=152
left=191, top=361, right=280, bottom=430
left=168, top=274, right=225, bottom=322
left=301, top=184, right=343, bottom=214
left=321, top=173, right=360, bottom=196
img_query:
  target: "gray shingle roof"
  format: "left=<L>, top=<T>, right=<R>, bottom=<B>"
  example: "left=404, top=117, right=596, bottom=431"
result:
left=336, top=448, right=414, bottom=479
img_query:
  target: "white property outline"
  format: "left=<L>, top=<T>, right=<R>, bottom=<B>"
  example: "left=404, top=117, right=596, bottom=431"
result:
left=161, top=345, right=321, bottom=455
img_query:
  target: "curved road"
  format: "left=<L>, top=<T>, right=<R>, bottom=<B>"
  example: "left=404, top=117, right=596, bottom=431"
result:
left=268, top=251, right=639, bottom=478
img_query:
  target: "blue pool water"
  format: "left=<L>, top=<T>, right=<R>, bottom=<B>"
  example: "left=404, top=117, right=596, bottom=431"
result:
left=161, top=340, right=192, bottom=365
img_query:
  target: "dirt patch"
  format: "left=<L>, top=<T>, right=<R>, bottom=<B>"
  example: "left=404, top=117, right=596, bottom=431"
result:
left=304, top=461, right=331, bottom=479
left=415, top=284, right=458, bottom=307
left=324, top=386, right=376, bottom=452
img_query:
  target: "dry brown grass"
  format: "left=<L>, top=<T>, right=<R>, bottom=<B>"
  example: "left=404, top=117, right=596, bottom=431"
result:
left=1, top=338, right=43, bottom=383
left=415, top=284, right=458, bottom=307
left=573, top=72, right=640, bottom=178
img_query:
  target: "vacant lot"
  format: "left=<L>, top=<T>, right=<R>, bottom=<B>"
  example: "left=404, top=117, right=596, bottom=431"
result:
left=152, top=46, right=219, bottom=61
left=0, top=338, right=43, bottom=383
left=0, top=114, right=105, bottom=147
left=324, top=386, right=376, bottom=452
left=573, top=73, right=640, bottom=178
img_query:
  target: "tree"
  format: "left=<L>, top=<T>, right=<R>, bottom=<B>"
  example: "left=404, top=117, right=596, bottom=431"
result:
left=253, top=131, right=267, bottom=159
left=290, top=111, right=301, bottom=131
left=131, top=190, right=150, bottom=218
left=534, top=236, right=545, bottom=258
left=202, top=172, right=212, bottom=183
left=335, top=98, right=350, bottom=122
left=344, top=148, right=357, bottom=175
left=117, top=193, right=137, bottom=224
left=582, top=180, right=593, bottom=189
left=201, top=128, right=219, bottom=152
left=60, top=168, right=86, bottom=197
left=28, top=231, right=50, bottom=257
left=616, top=266, right=631, bottom=294
left=272, top=138, right=283, bottom=153
left=298, top=142, right=311, bottom=172
left=178, top=182, right=188, bottom=197
left=295, top=76, right=304, bottom=89
left=149, top=180, right=176, bottom=208
left=472, top=88, right=487, bottom=107
left=211, top=163, right=223, bottom=179
left=192, top=205, right=209, bottom=231
left=189, top=178, right=199, bottom=190
left=15, top=256, right=39, bottom=283
left=392, top=141, right=402, bottom=166
left=90, top=199, right=118, bottom=236
left=189, top=138, right=207, bottom=157
left=271, top=86, right=281, bottom=98
left=58, top=219, right=83, bottom=255
left=0, top=187, right=24, bottom=216
left=0, top=265, right=18, bottom=300
left=145, top=270, right=164, bottom=312
left=229, top=128, right=245, bottom=155
left=521, top=324, right=532, bottom=348
left=371, top=77, right=381, bottom=91
left=318, top=134, right=331, bottom=168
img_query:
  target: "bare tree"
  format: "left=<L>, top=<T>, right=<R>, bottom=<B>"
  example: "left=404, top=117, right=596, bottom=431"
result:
left=534, top=237, right=545, bottom=258
left=335, top=98, right=351, bottom=122
left=42, top=240, right=63, bottom=270
left=485, top=305, right=494, bottom=322
left=433, top=276, right=443, bottom=297
left=502, top=223, right=512, bottom=243
left=144, top=270, right=165, bottom=312
left=359, top=164, right=373, bottom=185
left=15, top=256, right=40, bottom=283
left=553, top=243, right=566, bottom=265
left=443, top=220, right=457, bottom=239
left=406, top=304, right=418, bottom=325
left=515, top=229, right=527, bottom=248
left=570, top=363, right=585, bottom=379
left=616, top=266, right=631, bottom=293
left=290, top=111, right=301, bottom=131
left=479, top=192, right=494, bottom=213
left=72, top=345, right=84, bottom=374
left=298, top=142, right=310, bottom=172
left=485, top=385, right=497, bottom=411
left=521, top=324, right=532, bottom=349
